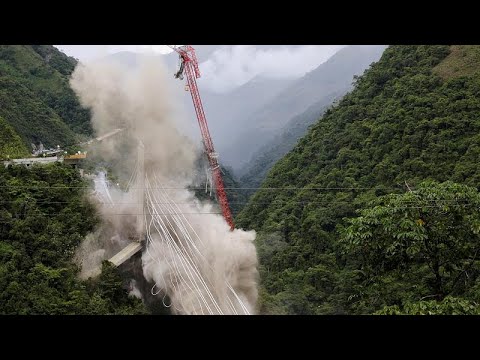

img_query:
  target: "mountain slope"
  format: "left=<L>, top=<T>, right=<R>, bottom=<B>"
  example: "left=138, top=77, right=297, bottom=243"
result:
left=0, top=76, right=77, bottom=148
left=30, top=45, right=77, bottom=76
left=0, top=45, right=91, bottom=149
left=0, top=163, right=146, bottom=314
left=239, top=89, right=344, bottom=191
left=222, top=45, right=387, bottom=169
left=176, top=47, right=297, bottom=154
left=433, top=45, right=480, bottom=80
left=236, top=45, right=480, bottom=314
left=199, top=76, right=295, bottom=151
left=0, top=116, right=29, bottom=159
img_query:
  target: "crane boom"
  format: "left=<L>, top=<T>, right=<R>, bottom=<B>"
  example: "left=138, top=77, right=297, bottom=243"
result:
left=168, top=45, right=235, bottom=230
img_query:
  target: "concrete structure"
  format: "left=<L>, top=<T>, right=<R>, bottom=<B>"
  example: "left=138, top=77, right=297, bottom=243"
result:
left=85, top=242, right=143, bottom=279
left=4, top=156, right=61, bottom=167
left=108, top=242, right=144, bottom=267
left=4, top=153, right=87, bottom=168
left=63, top=153, right=87, bottom=167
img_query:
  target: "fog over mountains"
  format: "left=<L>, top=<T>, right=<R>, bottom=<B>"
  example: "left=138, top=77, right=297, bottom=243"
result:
left=106, top=45, right=386, bottom=174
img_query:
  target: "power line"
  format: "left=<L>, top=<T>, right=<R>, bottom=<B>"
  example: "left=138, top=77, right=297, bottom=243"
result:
left=0, top=204, right=477, bottom=217
left=0, top=212, right=223, bottom=223
left=0, top=199, right=475, bottom=205
left=0, top=185, right=407, bottom=191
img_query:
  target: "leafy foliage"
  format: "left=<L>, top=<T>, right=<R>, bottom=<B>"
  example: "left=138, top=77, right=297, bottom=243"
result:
left=222, top=166, right=248, bottom=216
left=433, top=45, right=480, bottom=80
left=222, top=45, right=386, bottom=170
left=190, top=154, right=247, bottom=217
left=0, top=76, right=77, bottom=148
left=0, top=116, right=29, bottom=159
left=343, top=181, right=480, bottom=312
left=30, top=45, right=77, bottom=76
left=237, top=45, right=480, bottom=314
left=0, top=45, right=92, bottom=149
left=0, top=164, right=146, bottom=314
left=375, top=296, right=480, bottom=315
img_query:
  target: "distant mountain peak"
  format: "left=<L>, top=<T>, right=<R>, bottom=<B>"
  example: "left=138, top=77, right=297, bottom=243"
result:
left=221, top=45, right=387, bottom=170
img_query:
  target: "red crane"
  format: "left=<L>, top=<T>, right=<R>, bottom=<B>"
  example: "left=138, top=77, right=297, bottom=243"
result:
left=167, top=45, right=235, bottom=230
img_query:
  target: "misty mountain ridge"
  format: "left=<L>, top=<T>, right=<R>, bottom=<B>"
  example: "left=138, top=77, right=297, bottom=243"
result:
left=239, top=88, right=346, bottom=189
left=221, top=45, right=387, bottom=170
left=199, top=75, right=296, bottom=151
left=105, top=47, right=300, bottom=155
left=104, top=46, right=386, bottom=173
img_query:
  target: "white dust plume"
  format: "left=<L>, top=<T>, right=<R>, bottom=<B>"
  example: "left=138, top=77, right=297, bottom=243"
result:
left=70, top=53, right=258, bottom=314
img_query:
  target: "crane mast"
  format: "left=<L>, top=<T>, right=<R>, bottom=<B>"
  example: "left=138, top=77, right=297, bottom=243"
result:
left=168, top=45, right=235, bottom=230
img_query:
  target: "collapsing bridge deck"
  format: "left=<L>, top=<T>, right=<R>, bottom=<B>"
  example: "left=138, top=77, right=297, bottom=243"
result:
left=87, top=242, right=144, bottom=279
left=108, top=242, right=144, bottom=267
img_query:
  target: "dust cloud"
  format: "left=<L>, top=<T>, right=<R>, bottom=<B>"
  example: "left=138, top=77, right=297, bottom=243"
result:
left=70, top=53, right=258, bottom=314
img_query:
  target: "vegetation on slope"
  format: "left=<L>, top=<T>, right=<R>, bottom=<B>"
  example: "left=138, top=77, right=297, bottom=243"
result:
left=30, top=45, right=78, bottom=76
left=0, top=116, right=29, bottom=159
left=0, top=76, right=77, bottom=148
left=343, top=181, right=480, bottom=314
left=222, top=166, right=248, bottom=216
left=433, top=45, right=480, bottom=80
left=0, top=45, right=91, bottom=149
left=239, top=92, right=342, bottom=193
left=0, top=45, right=151, bottom=314
left=237, top=45, right=480, bottom=314
left=0, top=163, right=146, bottom=314
left=191, top=157, right=247, bottom=217
left=223, top=45, right=386, bottom=169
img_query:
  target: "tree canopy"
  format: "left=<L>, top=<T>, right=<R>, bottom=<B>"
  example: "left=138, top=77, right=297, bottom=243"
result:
left=0, top=163, right=146, bottom=314
left=0, top=45, right=91, bottom=150
left=237, top=45, right=480, bottom=314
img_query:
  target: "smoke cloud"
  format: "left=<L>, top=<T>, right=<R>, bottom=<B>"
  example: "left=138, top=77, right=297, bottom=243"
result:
left=70, top=54, right=259, bottom=314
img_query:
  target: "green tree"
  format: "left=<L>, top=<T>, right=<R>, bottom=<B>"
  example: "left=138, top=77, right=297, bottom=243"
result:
left=0, top=163, right=147, bottom=314
left=343, top=181, right=480, bottom=308
left=0, top=45, right=92, bottom=150
left=236, top=45, right=480, bottom=314
left=375, top=296, right=480, bottom=315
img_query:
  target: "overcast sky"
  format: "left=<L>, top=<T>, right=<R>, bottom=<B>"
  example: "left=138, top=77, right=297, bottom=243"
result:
left=54, top=45, right=173, bottom=61
left=199, top=45, right=345, bottom=92
left=54, top=45, right=346, bottom=93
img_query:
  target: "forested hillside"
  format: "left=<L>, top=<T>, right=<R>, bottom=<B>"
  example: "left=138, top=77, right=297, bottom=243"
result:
left=237, top=45, right=480, bottom=314
left=0, top=163, right=146, bottom=314
left=0, top=45, right=91, bottom=152
left=0, top=116, right=28, bottom=159
left=5, top=44, right=480, bottom=315
left=239, top=91, right=342, bottom=192
left=191, top=159, right=247, bottom=217
left=224, top=45, right=386, bottom=169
